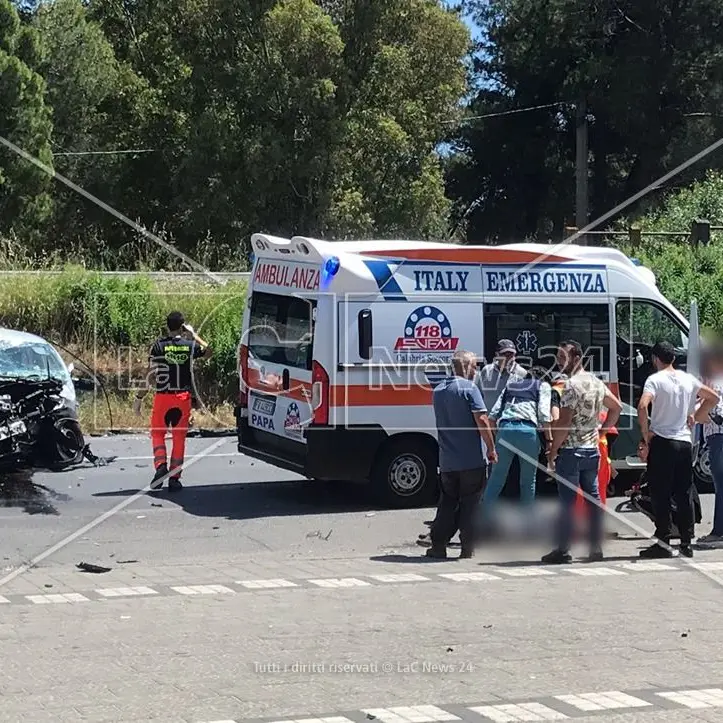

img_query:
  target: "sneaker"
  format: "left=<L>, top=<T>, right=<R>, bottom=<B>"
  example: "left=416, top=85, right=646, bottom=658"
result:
left=425, top=547, right=447, bottom=559
left=679, top=544, right=694, bottom=558
left=541, top=549, right=572, bottom=564
left=587, top=548, right=604, bottom=563
left=696, top=533, right=723, bottom=548
left=150, top=464, right=168, bottom=490
left=639, top=543, right=672, bottom=559
left=168, top=476, right=183, bottom=492
left=416, top=535, right=432, bottom=548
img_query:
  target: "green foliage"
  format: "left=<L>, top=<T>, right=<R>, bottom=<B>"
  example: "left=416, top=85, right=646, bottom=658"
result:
left=0, top=0, right=53, bottom=242
left=451, top=0, right=723, bottom=243
left=0, top=270, right=246, bottom=404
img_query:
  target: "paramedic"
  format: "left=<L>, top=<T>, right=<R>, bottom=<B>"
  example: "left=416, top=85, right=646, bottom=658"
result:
left=133, top=311, right=212, bottom=490
left=542, top=340, right=622, bottom=564
left=428, top=350, right=497, bottom=559
left=481, top=366, right=553, bottom=514
left=476, top=339, right=527, bottom=411
left=637, top=341, right=718, bottom=558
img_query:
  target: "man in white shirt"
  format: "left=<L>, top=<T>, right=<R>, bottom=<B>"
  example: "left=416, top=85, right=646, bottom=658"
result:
left=637, top=341, right=719, bottom=558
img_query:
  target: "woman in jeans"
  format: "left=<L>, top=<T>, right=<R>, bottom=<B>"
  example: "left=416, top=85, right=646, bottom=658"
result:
left=481, top=366, right=553, bottom=514
left=698, top=348, right=723, bottom=547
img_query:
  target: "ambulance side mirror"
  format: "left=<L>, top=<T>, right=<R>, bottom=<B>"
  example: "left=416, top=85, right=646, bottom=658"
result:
left=358, top=309, right=373, bottom=360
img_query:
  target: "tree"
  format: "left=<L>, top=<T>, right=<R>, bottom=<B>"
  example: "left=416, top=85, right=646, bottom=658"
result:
left=451, top=0, right=723, bottom=243
left=0, top=0, right=53, bottom=242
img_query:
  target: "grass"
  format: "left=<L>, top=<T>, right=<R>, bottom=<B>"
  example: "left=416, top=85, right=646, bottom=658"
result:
left=0, top=268, right=247, bottom=431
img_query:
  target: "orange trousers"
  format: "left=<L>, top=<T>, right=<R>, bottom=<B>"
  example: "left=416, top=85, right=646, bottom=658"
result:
left=575, top=436, right=610, bottom=515
left=150, top=391, right=192, bottom=478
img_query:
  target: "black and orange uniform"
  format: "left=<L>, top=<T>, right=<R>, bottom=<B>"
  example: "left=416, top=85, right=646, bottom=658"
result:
left=149, top=336, right=204, bottom=478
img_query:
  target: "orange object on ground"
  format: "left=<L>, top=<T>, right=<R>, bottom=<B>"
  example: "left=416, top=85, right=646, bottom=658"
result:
left=575, top=411, right=616, bottom=515
left=150, top=391, right=192, bottom=478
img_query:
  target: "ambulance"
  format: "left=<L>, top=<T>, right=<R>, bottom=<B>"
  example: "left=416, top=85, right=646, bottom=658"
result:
left=235, top=234, right=699, bottom=507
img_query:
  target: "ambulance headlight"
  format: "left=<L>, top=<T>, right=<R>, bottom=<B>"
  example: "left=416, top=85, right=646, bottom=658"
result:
left=324, top=256, right=340, bottom=277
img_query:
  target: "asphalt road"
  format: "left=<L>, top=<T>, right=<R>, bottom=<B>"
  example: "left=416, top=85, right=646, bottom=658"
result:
left=2, top=436, right=723, bottom=723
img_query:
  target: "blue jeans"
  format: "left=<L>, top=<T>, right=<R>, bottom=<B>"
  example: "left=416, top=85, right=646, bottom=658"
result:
left=483, top=422, right=540, bottom=509
left=708, top=434, right=723, bottom=535
left=555, top=447, right=601, bottom=552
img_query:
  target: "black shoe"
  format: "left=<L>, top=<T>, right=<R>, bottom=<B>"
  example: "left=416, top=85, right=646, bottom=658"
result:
left=459, top=548, right=474, bottom=559
left=150, top=465, right=168, bottom=490
left=679, top=544, right=694, bottom=558
left=416, top=535, right=432, bottom=548
left=639, top=543, right=672, bottom=559
left=168, top=476, right=183, bottom=492
left=425, top=547, right=447, bottom=559
left=541, top=549, right=572, bottom=564
left=587, top=548, right=604, bottom=563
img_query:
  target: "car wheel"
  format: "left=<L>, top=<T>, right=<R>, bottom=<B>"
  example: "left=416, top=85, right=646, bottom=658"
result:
left=694, top=443, right=714, bottom=493
left=371, top=437, right=438, bottom=508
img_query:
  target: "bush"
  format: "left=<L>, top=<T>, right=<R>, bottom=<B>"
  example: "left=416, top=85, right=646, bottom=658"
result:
left=0, top=268, right=246, bottom=406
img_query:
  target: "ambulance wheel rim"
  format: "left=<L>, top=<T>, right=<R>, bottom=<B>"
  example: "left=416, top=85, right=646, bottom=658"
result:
left=389, top=454, right=425, bottom=495
left=697, top=446, right=711, bottom=479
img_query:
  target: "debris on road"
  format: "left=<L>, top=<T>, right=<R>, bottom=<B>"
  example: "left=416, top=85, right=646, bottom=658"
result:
left=76, top=562, right=112, bottom=574
left=366, top=512, right=376, bottom=517
left=117, top=559, right=138, bottom=564
left=136, top=515, right=146, bottom=519
left=151, top=502, right=162, bottom=507
left=446, top=647, right=454, bottom=653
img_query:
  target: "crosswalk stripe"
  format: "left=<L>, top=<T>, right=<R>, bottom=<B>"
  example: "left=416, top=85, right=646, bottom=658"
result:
left=362, top=706, right=459, bottom=722
left=555, top=691, right=650, bottom=710
left=369, top=574, right=431, bottom=583
left=470, top=702, right=568, bottom=721
left=495, top=568, right=556, bottom=577
left=96, top=586, right=158, bottom=598
left=25, top=593, right=89, bottom=604
left=172, top=585, right=235, bottom=595
left=309, top=578, right=371, bottom=588
left=236, top=579, right=298, bottom=589
left=438, top=572, right=501, bottom=582
left=658, top=689, right=723, bottom=708
left=565, top=567, right=627, bottom=577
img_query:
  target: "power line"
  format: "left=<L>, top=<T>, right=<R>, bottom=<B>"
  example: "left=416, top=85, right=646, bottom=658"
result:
left=444, top=101, right=570, bottom=125
left=53, top=149, right=157, bottom=157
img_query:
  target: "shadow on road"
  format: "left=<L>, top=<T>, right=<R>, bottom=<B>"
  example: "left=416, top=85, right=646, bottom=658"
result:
left=93, top=478, right=383, bottom=519
left=0, top=470, right=71, bottom=515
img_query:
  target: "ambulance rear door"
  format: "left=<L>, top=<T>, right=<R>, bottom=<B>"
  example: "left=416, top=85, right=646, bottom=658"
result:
left=245, top=258, right=318, bottom=456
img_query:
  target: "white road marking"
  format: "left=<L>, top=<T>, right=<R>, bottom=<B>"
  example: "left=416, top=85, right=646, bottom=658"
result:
left=115, top=451, right=236, bottom=461
left=0, top=595, right=9, bottom=603
left=370, top=574, right=431, bottom=583
left=565, top=567, right=627, bottom=577
left=618, top=562, right=677, bottom=572
left=555, top=691, right=650, bottom=710
left=26, top=593, right=89, bottom=604
left=495, top=568, right=556, bottom=577
left=96, top=586, right=158, bottom=598
left=363, top=705, right=459, bottom=722
left=309, top=578, right=371, bottom=588
left=691, top=562, right=723, bottom=571
left=657, top=689, right=723, bottom=708
left=237, top=579, right=298, bottom=589
left=438, top=572, right=501, bottom=582
left=470, top=702, right=568, bottom=721
left=172, top=585, right=235, bottom=595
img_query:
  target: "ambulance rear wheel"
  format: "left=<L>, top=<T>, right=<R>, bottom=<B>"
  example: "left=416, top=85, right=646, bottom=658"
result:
left=371, top=438, right=438, bottom=508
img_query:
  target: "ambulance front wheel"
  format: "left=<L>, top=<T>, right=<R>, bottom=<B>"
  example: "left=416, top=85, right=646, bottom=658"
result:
left=370, top=437, right=438, bottom=508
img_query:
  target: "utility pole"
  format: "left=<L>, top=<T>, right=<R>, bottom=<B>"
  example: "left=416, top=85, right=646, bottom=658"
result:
left=575, top=97, right=589, bottom=244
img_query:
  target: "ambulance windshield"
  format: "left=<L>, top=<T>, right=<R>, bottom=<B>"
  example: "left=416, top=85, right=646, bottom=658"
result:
left=247, top=292, right=315, bottom=371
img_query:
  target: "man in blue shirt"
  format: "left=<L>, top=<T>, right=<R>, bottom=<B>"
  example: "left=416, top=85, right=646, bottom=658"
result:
left=429, top=350, right=497, bottom=559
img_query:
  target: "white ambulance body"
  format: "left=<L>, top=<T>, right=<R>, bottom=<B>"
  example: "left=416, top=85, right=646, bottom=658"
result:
left=236, top=234, right=696, bottom=507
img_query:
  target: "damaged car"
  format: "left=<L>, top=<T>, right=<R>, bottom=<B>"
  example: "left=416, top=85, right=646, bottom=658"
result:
left=0, top=328, right=92, bottom=471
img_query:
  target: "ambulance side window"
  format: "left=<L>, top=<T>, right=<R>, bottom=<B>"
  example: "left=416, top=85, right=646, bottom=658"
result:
left=483, top=303, right=610, bottom=373
left=248, top=292, right=316, bottom=371
left=615, top=299, right=689, bottom=407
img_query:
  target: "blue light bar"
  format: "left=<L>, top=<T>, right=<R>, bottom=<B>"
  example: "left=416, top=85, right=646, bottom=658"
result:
left=325, top=256, right=340, bottom=276
left=629, top=257, right=642, bottom=266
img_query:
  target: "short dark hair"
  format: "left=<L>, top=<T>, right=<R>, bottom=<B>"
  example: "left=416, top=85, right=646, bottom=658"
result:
left=529, top=365, right=553, bottom=381
left=652, top=340, right=675, bottom=364
left=559, top=340, right=583, bottom=359
left=167, top=311, right=185, bottom=332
